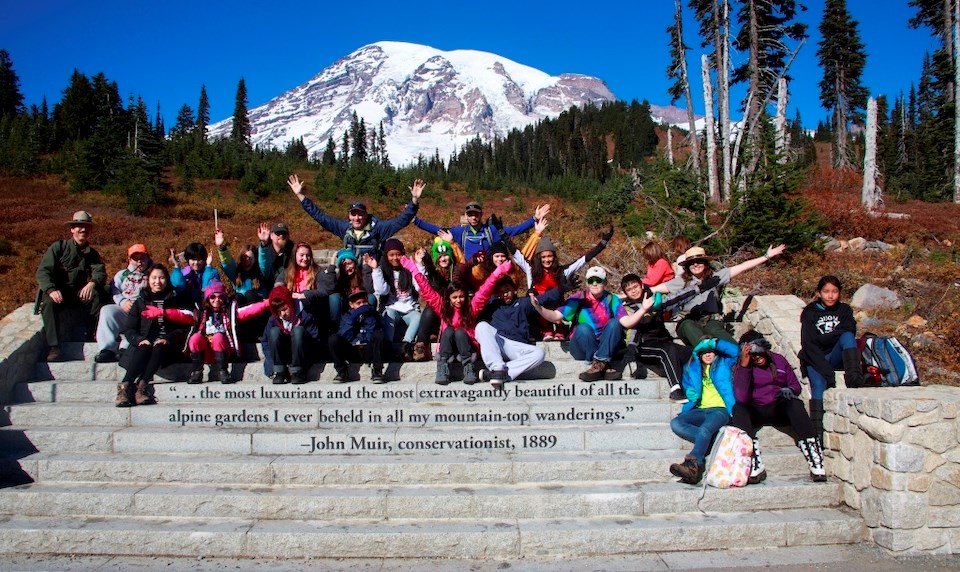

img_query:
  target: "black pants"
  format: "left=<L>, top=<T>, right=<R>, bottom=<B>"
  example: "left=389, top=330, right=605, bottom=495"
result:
left=730, top=400, right=815, bottom=441
left=328, top=331, right=384, bottom=371
left=121, top=341, right=180, bottom=384
left=637, top=340, right=691, bottom=387
left=438, top=327, right=474, bottom=362
left=415, top=306, right=440, bottom=344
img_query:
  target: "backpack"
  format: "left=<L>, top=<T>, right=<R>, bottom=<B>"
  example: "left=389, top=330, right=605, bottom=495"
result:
left=857, top=333, right=920, bottom=387
left=704, top=426, right=753, bottom=488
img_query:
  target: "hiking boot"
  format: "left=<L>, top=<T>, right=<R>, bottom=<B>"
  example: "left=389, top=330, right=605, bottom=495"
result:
left=115, top=383, right=135, bottom=408
left=669, top=455, right=704, bottom=485
left=632, top=361, right=648, bottom=379
left=412, top=341, right=431, bottom=362
left=669, top=385, right=688, bottom=403
left=214, top=351, right=232, bottom=384
left=187, top=352, right=204, bottom=384
left=435, top=360, right=451, bottom=385
left=462, top=360, right=479, bottom=385
left=94, top=349, right=118, bottom=363
left=402, top=342, right=414, bottom=362
left=134, top=381, right=156, bottom=406
left=272, top=371, right=290, bottom=385
left=798, top=437, right=827, bottom=482
left=579, top=359, right=607, bottom=382
left=371, top=365, right=385, bottom=383
left=748, top=438, right=767, bottom=484
left=290, top=371, right=307, bottom=385
left=603, top=367, right=621, bottom=380
left=187, top=370, right=203, bottom=384
left=45, top=346, right=63, bottom=362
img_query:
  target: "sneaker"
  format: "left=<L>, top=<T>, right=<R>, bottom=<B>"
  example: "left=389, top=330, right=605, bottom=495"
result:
left=371, top=366, right=385, bottom=384
left=553, top=332, right=566, bottom=341
left=632, top=361, right=648, bottom=379
left=669, top=456, right=704, bottom=484
left=669, top=385, right=688, bottom=403
left=44, top=346, right=63, bottom=362
left=579, top=359, right=607, bottom=382
left=272, top=371, right=290, bottom=385
left=489, top=368, right=509, bottom=389
left=332, top=368, right=350, bottom=383
left=542, top=332, right=556, bottom=341
left=94, top=349, right=118, bottom=363
left=603, top=367, right=621, bottom=380
left=290, top=371, right=307, bottom=385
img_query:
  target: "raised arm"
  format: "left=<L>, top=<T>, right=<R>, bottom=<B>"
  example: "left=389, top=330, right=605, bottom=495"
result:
left=401, top=255, right=442, bottom=314
left=728, top=244, right=785, bottom=279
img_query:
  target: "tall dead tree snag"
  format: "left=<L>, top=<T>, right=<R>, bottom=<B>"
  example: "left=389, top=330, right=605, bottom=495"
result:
left=701, top=54, right=720, bottom=203
left=862, top=97, right=881, bottom=210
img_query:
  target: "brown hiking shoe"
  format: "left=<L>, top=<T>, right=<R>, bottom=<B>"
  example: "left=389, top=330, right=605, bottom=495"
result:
left=134, top=381, right=156, bottom=406
left=412, top=341, right=431, bottom=362
left=116, top=383, right=134, bottom=408
left=45, top=346, right=63, bottom=362
left=579, top=359, right=608, bottom=382
left=669, top=455, right=704, bottom=484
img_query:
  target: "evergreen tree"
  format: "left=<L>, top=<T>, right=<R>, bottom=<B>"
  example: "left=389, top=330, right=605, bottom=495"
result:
left=817, top=0, right=869, bottom=169
left=378, top=121, right=390, bottom=168
left=230, top=78, right=251, bottom=149
left=322, top=137, right=336, bottom=166
left=53, top=70, right=96, bottom=144
left=171, top=104, right=195, bottom=139
left=0, top=49, right=24, bottom=118
left=196, top=85, right=210, bottom=143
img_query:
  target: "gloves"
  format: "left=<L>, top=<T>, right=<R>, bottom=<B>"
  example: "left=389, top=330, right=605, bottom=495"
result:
left=488, top=214, right=505, bottom=233
left=698, top=276, right=721, bottom=293
left=777, top=387, right=798, bottom=401
left=141, top=307, right=163, bottom=319
left=559, top=273, right=582, bottom=294
left=600, top=225, right=614, bottom=244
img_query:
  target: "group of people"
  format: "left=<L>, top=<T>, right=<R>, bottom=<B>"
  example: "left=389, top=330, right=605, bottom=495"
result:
left=36, top=179, right=863, bottom=485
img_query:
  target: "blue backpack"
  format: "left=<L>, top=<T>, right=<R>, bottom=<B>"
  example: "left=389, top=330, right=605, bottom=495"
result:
left=858, top=333, right=920, bottom=387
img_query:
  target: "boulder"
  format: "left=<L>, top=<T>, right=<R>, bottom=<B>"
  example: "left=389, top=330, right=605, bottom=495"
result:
left=851, top=284, right=903, bottom=310
left=849, top=237, right=868, bottom=251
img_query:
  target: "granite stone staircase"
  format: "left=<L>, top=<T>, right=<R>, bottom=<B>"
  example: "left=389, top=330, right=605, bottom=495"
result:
left=0, top=341, right=864, bottom=559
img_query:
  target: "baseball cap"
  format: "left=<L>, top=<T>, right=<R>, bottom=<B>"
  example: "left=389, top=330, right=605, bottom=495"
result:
left=271, top=222, right=289, bottom=235
left=585, top=266, right=607, bottom=282
left=348, top=202, right=367, bottom=214
left=127, top=244, right=149, bottom=257
left=465, top=201, right=483, bottom=214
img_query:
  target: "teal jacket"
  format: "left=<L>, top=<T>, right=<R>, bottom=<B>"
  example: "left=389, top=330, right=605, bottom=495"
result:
left=680, top=338, right=739, bottom=414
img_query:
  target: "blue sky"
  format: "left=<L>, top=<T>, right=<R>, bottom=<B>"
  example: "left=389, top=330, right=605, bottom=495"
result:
left=0, top=0, right=939, bottom=129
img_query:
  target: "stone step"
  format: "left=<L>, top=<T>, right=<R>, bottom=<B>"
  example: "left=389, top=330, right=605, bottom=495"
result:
left=11, top=448, right=812, bottom=486
left=0, top=476, right=840, bottom=521
left=0, top=508, right=865, bottom=558
left=14, top=377, right=669, bottom=404
left=4, top=399, right=675, bottom=429
left=2, top=419, right=801, bottom=456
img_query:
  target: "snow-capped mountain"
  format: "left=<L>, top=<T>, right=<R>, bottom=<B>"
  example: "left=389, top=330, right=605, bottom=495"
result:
left=207, top=41, right=617, bottom=167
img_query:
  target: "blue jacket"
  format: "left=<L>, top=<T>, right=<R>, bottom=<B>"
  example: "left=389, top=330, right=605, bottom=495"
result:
left=413, top=217, right=535, bottom=260
left=680, top=338, right=739, bottom=414
left=300, top=196, right=418, bottom=258
left=337, top=303, right=381, bottom=345
left=170, top=265, right=221, bottom=306
left=480, top=288, right=561, bottom=344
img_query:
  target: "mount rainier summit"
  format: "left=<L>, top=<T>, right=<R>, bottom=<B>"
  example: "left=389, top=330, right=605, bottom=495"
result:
left=207, top=41, right=620, bottom=167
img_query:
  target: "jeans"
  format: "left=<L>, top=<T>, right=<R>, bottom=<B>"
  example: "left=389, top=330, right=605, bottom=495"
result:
left=268, top=324, right=308, bottom=373
left=670, top=407, right=731, bottom=464
left=804, top=331, right=856, bottom=399
left=569, top=321, right=624, bottom=363
left=383, top=308, right=421, bottom=346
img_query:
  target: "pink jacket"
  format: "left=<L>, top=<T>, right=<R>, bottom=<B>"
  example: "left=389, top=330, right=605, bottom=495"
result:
left=402, top=257, right=509, bottom=348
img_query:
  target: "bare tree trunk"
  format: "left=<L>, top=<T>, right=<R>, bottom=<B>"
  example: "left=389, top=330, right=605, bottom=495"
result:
left=674, top=0, right=701, bottom=173
left=718, top=0, right=733, bottom=203
left=835, top=73, right=851, bottom=169
left=862, top=97, right=880, bottom=210
left=667, top=127, right=674, bottom=166
left=954, top=0, right=960, bottom=202
left=702, top=54, right=720, bottom=203
left=775, top=78, right=789, bottom=162
left=947, top=0, right=955, bottom=104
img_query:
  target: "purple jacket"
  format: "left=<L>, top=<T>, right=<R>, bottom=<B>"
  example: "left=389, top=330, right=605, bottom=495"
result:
left=733, top=352, right=802, bottom=407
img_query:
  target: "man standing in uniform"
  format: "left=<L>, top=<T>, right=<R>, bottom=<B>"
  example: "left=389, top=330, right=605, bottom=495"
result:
left=35, top=211, right=108, bottom=361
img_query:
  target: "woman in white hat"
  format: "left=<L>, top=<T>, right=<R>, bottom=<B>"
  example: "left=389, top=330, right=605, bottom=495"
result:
left=663, top=244, right=785, bottom=347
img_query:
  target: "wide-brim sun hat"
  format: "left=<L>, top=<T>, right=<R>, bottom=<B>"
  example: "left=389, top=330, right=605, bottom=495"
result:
left=681, top=246, right=714, bottom=266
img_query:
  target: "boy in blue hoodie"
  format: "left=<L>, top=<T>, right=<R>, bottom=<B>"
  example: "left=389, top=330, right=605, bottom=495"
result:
left=327, top=288, right=384, bottom=383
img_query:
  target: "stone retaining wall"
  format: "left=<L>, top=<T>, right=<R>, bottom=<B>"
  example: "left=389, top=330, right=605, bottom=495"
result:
left=0, top=304, right=43, bottom=405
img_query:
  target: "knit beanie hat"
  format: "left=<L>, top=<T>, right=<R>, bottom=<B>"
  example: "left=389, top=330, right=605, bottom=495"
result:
left=383, top=238, right=405, bottom=255
left=203, top=281, right=226, bottom=300
left=336, top=248, right=358, bottom=267
left=267, top=285, right=295, bottom=317
left=489, top=241, right=509, bottom=258
left=535, top=235, right=557, bottom=255
left=431, top=237, right=453, bottom=264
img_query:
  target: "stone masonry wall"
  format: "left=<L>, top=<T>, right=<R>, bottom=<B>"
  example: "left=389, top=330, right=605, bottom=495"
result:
left=0, top=304, right=43, bottom=405
left=728, top=294, right=960, bottom=554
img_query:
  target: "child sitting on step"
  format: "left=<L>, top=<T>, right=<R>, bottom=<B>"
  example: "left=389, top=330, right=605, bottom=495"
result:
left=401, top=254, right=510, bottom=385
left=186, top=281, right=270, bottom=384
left=328, top=288, right=385, bottom=383
left=264, top=285, right=319, bottom=386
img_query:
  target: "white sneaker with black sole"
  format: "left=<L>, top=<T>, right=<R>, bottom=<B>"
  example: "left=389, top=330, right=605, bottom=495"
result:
left=669, top=385, right=688, bottom=403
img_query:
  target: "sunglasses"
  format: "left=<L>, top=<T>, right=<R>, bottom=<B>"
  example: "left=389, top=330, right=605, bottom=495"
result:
left=586, top=277, right=605, bottom=285
left=208, top=294, right=225, bottom=300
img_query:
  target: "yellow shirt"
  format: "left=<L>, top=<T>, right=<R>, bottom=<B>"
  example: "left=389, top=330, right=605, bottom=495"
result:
left=699, top=369, right=725, bottom=409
